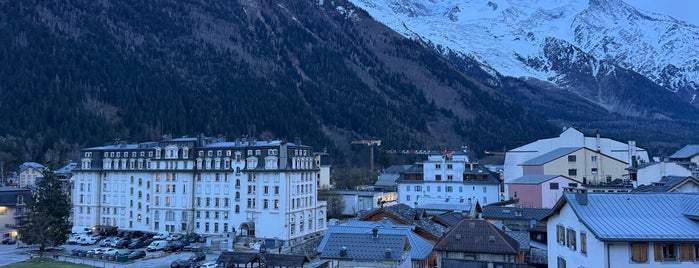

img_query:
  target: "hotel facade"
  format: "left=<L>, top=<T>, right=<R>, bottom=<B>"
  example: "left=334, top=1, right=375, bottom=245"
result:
left=72, top=135, right=327, bottom=246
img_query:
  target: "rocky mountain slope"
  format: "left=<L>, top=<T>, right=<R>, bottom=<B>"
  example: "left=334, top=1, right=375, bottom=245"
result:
left=350, top=0, right=699, bottom=114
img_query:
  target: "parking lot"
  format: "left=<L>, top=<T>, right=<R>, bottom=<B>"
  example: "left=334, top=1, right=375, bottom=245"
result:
left=0, top=238, right=221, bottom=268
left=58, top=240, right=219, bottom=268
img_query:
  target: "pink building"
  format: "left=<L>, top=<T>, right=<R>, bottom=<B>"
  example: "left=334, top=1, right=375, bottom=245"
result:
left=507, top=175, right=581, bottom=208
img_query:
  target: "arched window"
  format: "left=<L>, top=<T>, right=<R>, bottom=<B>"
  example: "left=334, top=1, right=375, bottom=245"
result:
left=235, top=205, right=240, bottom=213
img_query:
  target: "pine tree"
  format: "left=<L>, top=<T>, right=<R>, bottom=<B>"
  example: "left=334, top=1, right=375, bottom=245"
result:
left=18, top=169, right=71, bottom=257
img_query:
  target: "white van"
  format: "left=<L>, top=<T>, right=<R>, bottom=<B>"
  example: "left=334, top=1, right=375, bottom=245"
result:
left=71, top=226, right=92, bottom=235
left=146, top=240, right=167, bottom=251
left=153, top=231, right=170, bottom=240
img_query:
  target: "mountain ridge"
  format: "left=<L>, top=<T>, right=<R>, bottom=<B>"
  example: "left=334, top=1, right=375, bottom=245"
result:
left=0, top=0, right=557, bottom=171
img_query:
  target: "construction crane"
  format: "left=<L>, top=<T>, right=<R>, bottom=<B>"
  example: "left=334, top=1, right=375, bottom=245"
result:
left=351, top=139, right=381, bottom=172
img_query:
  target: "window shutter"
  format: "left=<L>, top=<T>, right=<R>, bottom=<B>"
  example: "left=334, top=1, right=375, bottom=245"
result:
left=653, top=243, right=662, bottom=262
left=679, top=243, right=693, bottom=262
left=631, top=243, right=648, bottom=262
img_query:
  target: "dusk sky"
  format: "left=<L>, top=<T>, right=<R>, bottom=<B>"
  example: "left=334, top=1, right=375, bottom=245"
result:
left=625, top=0, right=699, bottom=26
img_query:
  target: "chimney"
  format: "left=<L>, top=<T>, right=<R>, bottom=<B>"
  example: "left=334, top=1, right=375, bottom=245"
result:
left=596, top=131, right=601, bottom=152
left=372, top=227, right=379, bottom=238
left=384, top=249, right=392, bottom=259
left=575, top=188, right=588, bottom=205
left=339, top=246, right=347, bottom=257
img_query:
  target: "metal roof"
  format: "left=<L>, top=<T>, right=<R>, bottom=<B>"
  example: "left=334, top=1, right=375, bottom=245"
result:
left=508, top=175, right=560, bottom=184
left=519, top=147, right=581, bottom=166
left=318, top=220, right=434, bottom=260
left=557, top=192, right=699, bottom=241
left=320, top=232, right=409, bottom=262
left=482, top=206, right=552, bottom=221
left=669, top=144, right=699, bottom=159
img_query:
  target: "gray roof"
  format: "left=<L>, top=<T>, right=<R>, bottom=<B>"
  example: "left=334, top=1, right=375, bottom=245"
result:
left=55, top=163, right=77, bottom=174
left=519, top=147, right=580, bottom=166
left=634, top=176, right=699, bottom=193
left=669, top=145, right=699, bottom=159
left=358, top=203, right=447, bottom=239
left=0, top=187, right=32, bottom=206
left=551, top=192, right=699, bottom=241
left=509, top=175, right=560, bottom=184
left=482, top=206, right=551, bottom=221
left=318, top=220, right=434, bottom=260
left=320, top=232, right=408, bottom=262
left=375, top=173, right=401, bottom=187
left=19, top=162, right=45, bottom=172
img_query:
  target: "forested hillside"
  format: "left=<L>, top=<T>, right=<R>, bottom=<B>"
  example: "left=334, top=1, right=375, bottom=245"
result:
left=0, top=0, right=559, bottom=171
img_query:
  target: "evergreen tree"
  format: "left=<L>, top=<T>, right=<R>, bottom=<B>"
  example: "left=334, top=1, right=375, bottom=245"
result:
left=18, top=169, right=71, bottom=257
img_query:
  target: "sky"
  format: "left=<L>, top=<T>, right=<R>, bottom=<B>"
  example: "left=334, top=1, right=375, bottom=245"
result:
left=625, top=0, right=699, bottom=26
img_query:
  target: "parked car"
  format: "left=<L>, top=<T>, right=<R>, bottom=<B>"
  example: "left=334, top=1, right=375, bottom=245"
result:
left=66, top=234, right=81, bottom=245
left=128, top=250, right=146, bottom=260
left=147, top=240, right=168, bottom=251
left=164, top=240, right=185, bottom=252
left=79, top=235, right=100, bottom=245
left=170, top=259, right=193, bottom=268
left=189, top=251, right=206, bottom=262
left=100, top=248, right=118, bottom=256
left=199, top=261, right=218, bottom=268
left=166, top=233, right=183, bottom=241
left=115, top=237, right=131, bottom=248
left=153, top=231, right=170, bottom=240
left=100, top=237, right=116, bottom=247
left=128, top=239, right=146, bottom=249
left=1, top=238, right=17, bottom=245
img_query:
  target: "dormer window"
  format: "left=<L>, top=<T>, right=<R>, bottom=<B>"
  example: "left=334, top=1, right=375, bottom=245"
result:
left=207, top=151, right=213, bottom=157
left=217, top=150, right=222, bottom=156
left=85, top=152, right=92, bottom=158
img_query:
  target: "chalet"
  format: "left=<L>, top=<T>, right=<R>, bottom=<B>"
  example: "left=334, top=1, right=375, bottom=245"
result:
left=545, top=190, right=699, bottom=267
left=434, top=219, right=527, bottom=268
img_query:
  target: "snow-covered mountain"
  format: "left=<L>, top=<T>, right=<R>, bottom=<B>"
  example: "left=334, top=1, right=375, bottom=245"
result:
left=348, top=0, right=699, bottom=109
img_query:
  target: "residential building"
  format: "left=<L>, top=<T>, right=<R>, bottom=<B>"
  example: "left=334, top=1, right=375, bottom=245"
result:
left=71, top=135, right=327, bottom=247
left=315, top=150, right=332, bottom=190
left=668, top=145, right=699, bottom=165
left=375, top=165, right=412, bottom=191
left=397, top=151, right=502, bottom=207
left=414, top=196, right=480, bottom=217
left=634, top=161, right=692, bottom=186
left=18, top=162, right=45, bottom=188
left=358, top=203, right=446, bottom=242
left=518, top=147, right=629, bottom=185
left=318, top=189, right=395, bottom=216
left=504, top=128, right=649, bottom=184
left=318, top=219, right=436, bottom=268
left=634, top=176, right=699, bottom=193
left=545, top=190, right=699, bottom=268
left=507, top=175, right=581, bottom=208
left=481, top=206, right=551, bottom=243
left=434, top=219, right=526, bottom=268
left=0, top=187, right=31, bottom=240
left=320, top=226, right=412, bottom=268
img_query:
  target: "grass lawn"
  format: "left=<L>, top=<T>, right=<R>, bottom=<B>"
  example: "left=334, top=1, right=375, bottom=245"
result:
left=3, top=257, right=95, bottom=268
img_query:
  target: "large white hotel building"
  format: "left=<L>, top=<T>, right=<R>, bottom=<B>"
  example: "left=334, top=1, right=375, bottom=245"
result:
left=72, top=135, right=327, bottom=246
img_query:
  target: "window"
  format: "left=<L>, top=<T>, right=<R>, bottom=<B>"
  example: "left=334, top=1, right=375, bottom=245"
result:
left=550, top=183, right=559, bottom=190
left=447, top=164, right=452, bottom=169
left=435, top=164, right=441, bottom=169
left=580, top=233, right=587, bottom=254
left=437, top=186, right=441, bottom=192
left=447, top=175, right=453, bottom=180
left=591, top=156, right=598, bottom=162
left=274, top=199, right=279, bottom=209
left=557, top=256, right=566, bottom=268
left=406, top=195, right=410, bottom=201
left=556, top=225, right=565, bottom=244
left=566, top=228, right=576, bottom=250
left=435, top=175, right=441, bottom=181
left=655, top=243, right=678, bottom=261
left=568, top=169, right=577, bottom=176
left=415, top=186, right=421, bottom=192
left=568, top=155, right=576, bottom=162
left=631, top=243, right=648, bottom=262
left=446, top=186, right=453, bottom=192
left=235, top=205, right=240, bottom=213
left=591, top=168, right=598, bottom=175
left=263, top=199, right=269, bottom=209
left=406, top=186, right=411, bottom=191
